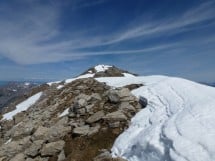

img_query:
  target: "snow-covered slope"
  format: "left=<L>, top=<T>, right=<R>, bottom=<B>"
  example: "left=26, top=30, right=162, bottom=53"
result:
left=94, top=64, right=112, bottom=72
left=97, top=76, right=215, bottom=161
left=48, top=64, right=136, bottom=87
left=45, top=65, right=215, bottom=161
left=47, top=65, right=112, bottom=85
left=2, top=92, right=43, bottom=120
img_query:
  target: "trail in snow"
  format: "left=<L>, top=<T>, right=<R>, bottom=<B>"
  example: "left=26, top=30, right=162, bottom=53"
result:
left=46, top=72, right=215, bottom=161
left=97, top=76, right=215, bottom=161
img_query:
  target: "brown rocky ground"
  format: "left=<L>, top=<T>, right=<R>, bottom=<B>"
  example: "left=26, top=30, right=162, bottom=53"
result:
left=0, top=72, right=144, bottom=161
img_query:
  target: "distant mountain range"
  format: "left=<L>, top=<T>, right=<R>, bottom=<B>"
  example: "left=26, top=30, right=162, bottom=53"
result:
left=0, top=81, right=9, bottom=86
left=0, top=81, right=42, bottom=109
left=200, top=82, right=215, bottom=87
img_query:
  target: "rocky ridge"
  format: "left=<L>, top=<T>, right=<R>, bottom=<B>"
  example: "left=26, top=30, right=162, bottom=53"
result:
left=0, top=65, right=144, bottom=161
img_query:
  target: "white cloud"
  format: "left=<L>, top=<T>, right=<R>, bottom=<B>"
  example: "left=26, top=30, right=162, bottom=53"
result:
left=0, top=1, right=214, bottom=64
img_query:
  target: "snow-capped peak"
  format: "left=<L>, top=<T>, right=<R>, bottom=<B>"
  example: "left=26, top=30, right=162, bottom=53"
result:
left=94, top=64, right=112, bottom=72
left=47, top=65, right=136, bottom=86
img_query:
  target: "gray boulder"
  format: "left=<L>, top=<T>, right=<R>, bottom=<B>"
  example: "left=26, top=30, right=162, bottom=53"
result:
left=26, top=156, right=49, bottom=161
left=139, top=96, right=148, bottom=108
left=73, top=125, right=90, bottom=136
left=90, top=93, right=102, bottom=101
left=107, top=90, right=120, bottom=103
left=10, top=153, right=25, bottom=161
left=117, top=88, right=131, bottom=98
left=58, top=150, right=66, bottom=161
left=47, top=125, right=71, bottom=142
left=93, top=151, right=112, bottom=161
left=86, top=111, right=105, bottom=124
left=25, top=140, right=44, bottom=157
left=119, top=102, right=136, bottom=112
left=13, top=112, right=25, bottom=124
left=33, top=126, right=49, bottom=141
left=88, top=125, right=101, bottom=136
left=13, top=122, right=35, bottom=138
left=41, top=140, right=65, bottom=156
left=78, top=98, right=87, bottom=107
left=0, top=157, right=6, bottom=161
left=0, top=136, right=31, bottom=158
left=103, top=111, right=127, bottom=121
left=75, top=94, right=91, bottom=102
left=109, top=121, right=120, bottom=128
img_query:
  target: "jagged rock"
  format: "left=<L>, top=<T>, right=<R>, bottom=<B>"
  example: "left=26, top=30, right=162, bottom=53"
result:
left=55, top=117, right=69, bottom=126
left=1, top=120, right=14, bottom=131
left=107, top=90, right=120, bottom=103
left=70, top=103, right=79, bottom=114
left=119, top=102, right=136, bottom=112
left=77, top=98, right=87, bottom=107
left=73, top=125, right=90, bottom=136
left=47, top=126, right=71, bottom=142
left=25, top=140, right=44, bottom=157
left=68, top=120, right=79, bottom=127
left=26, top=156, right=49, bottom=161
left=108, top=88, right=136, bottom=102
left=13, top=122, right=35, bottom=138
left=86, top=111, right=105, bottom=124
left=85, top=104, right=94, bottom=112
left=139, top=96, right=148, bottom=108
left=69, top=119, right=85, bottom=127
left=76, top=107, right=86, bottom=115
left=13, top=112, right=25, bottom=124
left=109, top=121, right=120, bottom=128
left=40, top=110, right=51, bottom=121
left=117, top=88, right=131, bottom=98
left=124, top=84, right=143, bottom=90
left=58, top=150, right=66, bottom=161
left=76, top=94, right=91, bottom=102
left=103, top=111, right=127, bottom=121
left=76, top=85, right=85, bottom=90
left=120, top=95, right=136, bottom=102
left=0, top=136, right=31, bottom=158
left=0, top=157, right=6, bottom=161
left=91, top=93, right=102, bottom=101
left=68, top=112, right=75, bottom=118
left=10, top=153, right=25, bottom=161
left=33, top=126, right=49, bottom=141
left=88, top=124, right=101, bottom=136
left=93, top=150, right=112, bottom=161
left=41, top=140, right=65, bottom=157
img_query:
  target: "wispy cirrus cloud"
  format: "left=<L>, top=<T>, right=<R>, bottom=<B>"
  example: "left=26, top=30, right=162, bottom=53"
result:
left=0, top=0, right=214, bottom=65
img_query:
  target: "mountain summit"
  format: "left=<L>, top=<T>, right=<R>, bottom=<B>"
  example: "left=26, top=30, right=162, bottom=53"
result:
left=0, top=65, right=141, bottom=161
left=81, top=65, right=137, bottom=78
left=0, top=65, right=215, bottom=161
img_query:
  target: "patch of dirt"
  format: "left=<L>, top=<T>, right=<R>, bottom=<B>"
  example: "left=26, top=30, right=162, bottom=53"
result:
left=64, top=129, right=121, bottom=161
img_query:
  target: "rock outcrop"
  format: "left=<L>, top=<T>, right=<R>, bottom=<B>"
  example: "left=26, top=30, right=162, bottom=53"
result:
left=82, top=65, right=137, bottom=78
left=0, top=66, right=144, bottom=161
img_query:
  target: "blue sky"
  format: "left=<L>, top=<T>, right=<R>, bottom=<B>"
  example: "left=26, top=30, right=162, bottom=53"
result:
left=0, top=0, right=215, bottom=82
